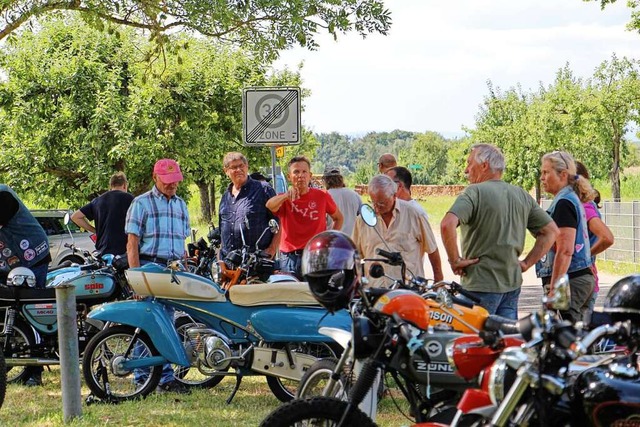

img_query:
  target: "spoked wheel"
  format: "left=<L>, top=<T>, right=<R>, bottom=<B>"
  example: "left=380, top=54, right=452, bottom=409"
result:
left=0, top=317, right=37, bottom=384
left=266, top=342, right=339, bottom=402
left=172, top=316, right=228, bottom=388
left=296, top=358, right=350, bottom=400
left=260, top=396, right=376, bottom=427
left=82, top=325, right=162, bottom=401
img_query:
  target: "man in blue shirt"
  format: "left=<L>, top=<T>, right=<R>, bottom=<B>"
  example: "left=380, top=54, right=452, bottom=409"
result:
left=125, top=158, right=190, bottom=394
left=219, top=152, right=279, bottom=258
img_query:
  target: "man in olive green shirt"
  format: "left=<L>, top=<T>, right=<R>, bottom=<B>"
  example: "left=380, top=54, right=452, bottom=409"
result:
left=440, top=143, right=558, bottom=318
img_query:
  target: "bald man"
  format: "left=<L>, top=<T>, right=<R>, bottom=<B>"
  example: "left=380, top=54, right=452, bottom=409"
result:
left=377, top=153, right=397, bottom=173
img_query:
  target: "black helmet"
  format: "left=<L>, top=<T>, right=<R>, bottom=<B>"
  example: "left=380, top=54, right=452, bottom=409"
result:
left=302, top=231, right=359, bottom=313
left=603, top=274, right=640, bottom=322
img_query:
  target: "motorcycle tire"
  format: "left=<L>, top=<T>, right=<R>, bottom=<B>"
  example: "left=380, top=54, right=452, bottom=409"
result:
left=0, top=348, right=6, bottom=408
left=296, top=358, right=350, bottom=400
left=82, top=325, right=162, bottom=401
left=260, top=396, right=376, bottom=427
left=265, top=342, right=340, bottom=402
left=0, top=317, right=37, bottom=384
left=172, top=316, right=227, bottom=388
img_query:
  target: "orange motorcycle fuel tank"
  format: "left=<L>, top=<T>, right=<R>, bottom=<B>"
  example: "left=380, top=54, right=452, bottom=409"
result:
left=426, top=299, right=489, bottom=334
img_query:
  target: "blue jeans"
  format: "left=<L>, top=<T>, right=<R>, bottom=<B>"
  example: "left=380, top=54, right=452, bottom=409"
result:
left=463, top=288, right=521, bottom=320
left=280, top=251, right=303, bottom=278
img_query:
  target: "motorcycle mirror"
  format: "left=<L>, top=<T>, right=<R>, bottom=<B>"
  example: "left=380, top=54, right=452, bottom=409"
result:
left=268, top=219, right=279, bottom=234
left=369, top=263, right=385, bottom=279
left=544, top=274, right=570, bottom=311
left=63, top=210, right=76, bottom=244
left=191, top=228, right=198, bottom=243
left=360, top=204, right=377, bottom=227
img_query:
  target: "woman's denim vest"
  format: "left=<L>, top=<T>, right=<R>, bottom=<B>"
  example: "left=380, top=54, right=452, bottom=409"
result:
left=0, top=185, right=50, bottom=273
left=535, top=186, right=591, bottom=279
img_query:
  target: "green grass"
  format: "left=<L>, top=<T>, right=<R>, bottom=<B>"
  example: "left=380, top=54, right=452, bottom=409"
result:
left=2, top=369, right=413, bottom=426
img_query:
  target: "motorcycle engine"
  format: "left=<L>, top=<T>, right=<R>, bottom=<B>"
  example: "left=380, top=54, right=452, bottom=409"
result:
left=186, top=328, right=233, bottom=372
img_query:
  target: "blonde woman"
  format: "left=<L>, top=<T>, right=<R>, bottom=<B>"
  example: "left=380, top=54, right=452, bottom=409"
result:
left=536, top=151, right=595, bottom=323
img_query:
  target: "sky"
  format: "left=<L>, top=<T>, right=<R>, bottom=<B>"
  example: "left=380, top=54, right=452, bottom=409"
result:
left=274, top=0, right=640, bottom=137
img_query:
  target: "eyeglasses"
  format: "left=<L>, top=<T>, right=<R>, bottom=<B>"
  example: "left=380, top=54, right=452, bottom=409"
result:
left=551, top=151, right=571, bottom=170
left=225, top=163, right=246, bottom=171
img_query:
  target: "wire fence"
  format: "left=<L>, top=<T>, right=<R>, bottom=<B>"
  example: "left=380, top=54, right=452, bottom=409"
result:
left=541, top=200, right=640, bottom=266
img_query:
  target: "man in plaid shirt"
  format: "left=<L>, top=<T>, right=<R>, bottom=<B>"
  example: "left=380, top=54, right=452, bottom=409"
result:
left=125, top=158, right=191, bottom=394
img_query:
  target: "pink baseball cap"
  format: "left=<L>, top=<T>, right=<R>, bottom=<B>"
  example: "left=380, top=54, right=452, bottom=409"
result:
left=153, top=159, right=184, bottom=183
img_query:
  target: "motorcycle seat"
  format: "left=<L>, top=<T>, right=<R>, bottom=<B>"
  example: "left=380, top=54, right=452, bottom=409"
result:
left=0, top=286, right=58, bottom=303
left=229, top=282, right=320, bottom=307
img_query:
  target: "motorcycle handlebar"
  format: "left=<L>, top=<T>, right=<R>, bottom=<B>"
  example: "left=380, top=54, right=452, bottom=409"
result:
left=450, top=281, right=482, bottom=304
left=451, top=295, right=474, bottom=309
left=375, top=248, right=404, bottom=266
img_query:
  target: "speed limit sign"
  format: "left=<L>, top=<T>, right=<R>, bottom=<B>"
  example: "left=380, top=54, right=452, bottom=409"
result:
left=243, top=87, right=301, bottom=146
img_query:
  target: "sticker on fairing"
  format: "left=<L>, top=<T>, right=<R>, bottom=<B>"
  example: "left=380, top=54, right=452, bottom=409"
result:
left=2, top=248, right=12, bottom=258
left=23, top=249, right=36, bottom=261
left=19, top=239, right=29, bottom=250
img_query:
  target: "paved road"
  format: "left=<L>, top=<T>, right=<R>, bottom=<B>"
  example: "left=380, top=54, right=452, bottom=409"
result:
left=423, top=229, right=621, bottom=318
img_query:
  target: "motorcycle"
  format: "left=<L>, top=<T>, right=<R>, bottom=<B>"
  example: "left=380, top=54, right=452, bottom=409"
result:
left=217, top=218, right=298, bottom=288
left=261, top=237, right=522, bottom=426
left=81, top=261, right=351, bottom=403
left=185, top=225, right=221, bottom=281
left=0, top=247, right=132, bottom=384
left=418, top=275, right=640, bottom=427
left=187, top=219, right=297, bottom=287
left=295, top=205, right=500, bottom=411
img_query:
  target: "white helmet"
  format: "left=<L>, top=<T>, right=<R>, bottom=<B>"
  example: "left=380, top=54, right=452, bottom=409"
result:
left=7, top=267, right=36, bottom=287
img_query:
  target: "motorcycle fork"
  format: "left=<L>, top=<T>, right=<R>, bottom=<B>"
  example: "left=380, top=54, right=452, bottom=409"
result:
left=2, top=306, right=18, bottom=353
left=323, top=339, right=353, bottom=397
left=489, top=370, right=531, bottom=427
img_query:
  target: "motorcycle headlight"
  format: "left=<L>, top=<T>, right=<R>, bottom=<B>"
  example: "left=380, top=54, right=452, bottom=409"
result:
left=210, top=261, right=220, bottom=283
left=488, top=347, right=526, bottom=405
left=488, top=358, right=508, bottom=405
left=7, top=267, right=36, bottom=288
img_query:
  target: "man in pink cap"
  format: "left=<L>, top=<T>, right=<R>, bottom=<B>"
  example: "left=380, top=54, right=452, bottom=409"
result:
left=125, top=158, right=191, bottom=394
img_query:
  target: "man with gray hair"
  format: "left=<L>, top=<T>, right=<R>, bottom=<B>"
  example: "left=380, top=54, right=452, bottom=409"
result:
left=441, top=143, right=558, bottom=319
left=353, top=174, right=442, bottom=287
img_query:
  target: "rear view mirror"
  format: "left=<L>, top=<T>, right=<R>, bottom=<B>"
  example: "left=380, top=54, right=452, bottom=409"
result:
left=359, top=204, right=377, bottom=227
left=63, top=212, right=71, bottom=226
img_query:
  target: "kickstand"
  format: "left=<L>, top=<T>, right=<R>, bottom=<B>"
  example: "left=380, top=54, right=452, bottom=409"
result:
left=86, top=361, right=121, bottom=405
left=226, top=375, right=243, bottom=404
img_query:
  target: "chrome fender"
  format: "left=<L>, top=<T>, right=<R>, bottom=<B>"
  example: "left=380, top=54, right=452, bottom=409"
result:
left=318, top=327, right=352, bottom=350
left=88, top=300, right=189, bottom=366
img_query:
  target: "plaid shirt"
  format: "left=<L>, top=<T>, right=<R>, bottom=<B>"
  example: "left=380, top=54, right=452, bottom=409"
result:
left=125, top=186, right=190, bottom=260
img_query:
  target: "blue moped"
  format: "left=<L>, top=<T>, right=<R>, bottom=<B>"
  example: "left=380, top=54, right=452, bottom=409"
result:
left=82, top=262, right=351, bottom=403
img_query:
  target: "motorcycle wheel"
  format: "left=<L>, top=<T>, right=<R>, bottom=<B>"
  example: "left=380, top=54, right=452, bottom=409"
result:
left=172, top=317, right=228, bottom=388
left=0, top=348, right=6, bottom=408
left=82, top=325, right=162, bottom=401
left=266, top=342, right=339, bottom=402
left=296, top=358, right=350, bottom=400
left=260, top=396, right=376, bottom=427
left=0, top=317, right=37, bottom=384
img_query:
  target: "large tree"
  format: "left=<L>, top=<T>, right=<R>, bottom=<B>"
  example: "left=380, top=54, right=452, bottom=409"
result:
left=0, top=17, right=307, bottom=220
left=0, top=0, right=391, bottom=60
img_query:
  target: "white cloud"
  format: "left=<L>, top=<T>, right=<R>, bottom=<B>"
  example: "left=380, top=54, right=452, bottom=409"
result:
left=274, top=0, right=640, bottom=135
